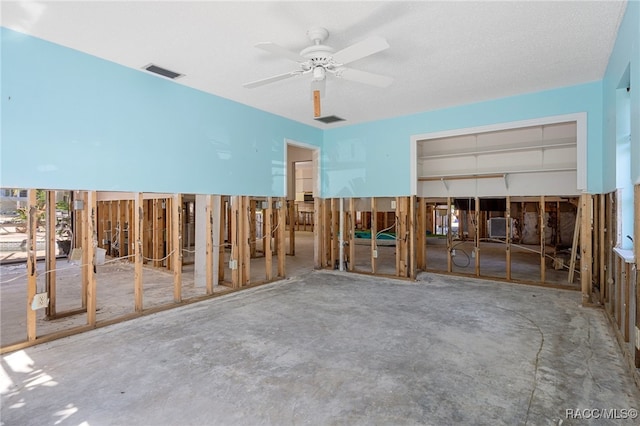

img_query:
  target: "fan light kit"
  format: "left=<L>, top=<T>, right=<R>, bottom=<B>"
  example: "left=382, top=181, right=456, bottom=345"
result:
left=243, top=27, right=393, bottom=118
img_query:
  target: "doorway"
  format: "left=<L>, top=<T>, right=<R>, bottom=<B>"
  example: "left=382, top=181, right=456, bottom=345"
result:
left=285, top=140, right=320, bottom=277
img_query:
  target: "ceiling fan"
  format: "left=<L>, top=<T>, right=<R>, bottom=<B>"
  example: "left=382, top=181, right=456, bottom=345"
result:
left=243, top=27, right=393, bottom=94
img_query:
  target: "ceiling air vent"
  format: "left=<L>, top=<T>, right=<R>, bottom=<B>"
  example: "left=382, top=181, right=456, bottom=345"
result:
left=315, top=115, right=345, bottom=124
left=143, top=64, right=183, bottom=79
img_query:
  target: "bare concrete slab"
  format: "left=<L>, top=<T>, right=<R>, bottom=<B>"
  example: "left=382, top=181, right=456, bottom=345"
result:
left=2, top=271, right=639, bottom=425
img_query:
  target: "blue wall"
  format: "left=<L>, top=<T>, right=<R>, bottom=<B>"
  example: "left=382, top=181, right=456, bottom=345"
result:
left=603, top=0, right=639, bottom=190
left=1, top=28, right=322, bottom=196
left=322, top=82, right=603, bottom=198
left=3, top=19, right=633, bottom=200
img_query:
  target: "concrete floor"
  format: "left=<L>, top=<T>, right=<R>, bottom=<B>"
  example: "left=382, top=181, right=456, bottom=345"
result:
left=2, top=270, right=639, bottom=425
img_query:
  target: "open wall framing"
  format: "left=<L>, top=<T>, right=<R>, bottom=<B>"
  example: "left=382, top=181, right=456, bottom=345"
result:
left=0, top=190, right=288, bottom=353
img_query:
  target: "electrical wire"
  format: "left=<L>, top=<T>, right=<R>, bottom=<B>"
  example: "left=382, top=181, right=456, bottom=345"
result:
left=0, top=253, right=138, bottom=285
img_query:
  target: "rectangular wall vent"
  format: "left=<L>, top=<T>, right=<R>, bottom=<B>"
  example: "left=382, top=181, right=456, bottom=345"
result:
left=315, top=115, right=345, bottom=124
left=143, top=64, right=183, bottom=79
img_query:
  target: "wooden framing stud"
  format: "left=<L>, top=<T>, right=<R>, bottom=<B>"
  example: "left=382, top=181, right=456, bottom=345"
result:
left=348, top=198, right=355, bottom=272
left=313, top=197, right=322, bottom=269
left=409, top=196, right=417, bottom=279
left=26, top=189, right=38, bottom=341
left=206, top=195, right=214, bottom=294
left=580, top=193, right=592, bottom=305
left=80, top=192, right=89, bottom=308
left=242, top=197, right=251, bottom=287
left=45, top=190, right=57, bottom=318
left=371, top=197, right=377, bottom=274
left=446, top=197, right=453, bottom=273
left=265, top=197, right=273, bottom=280
left=506, top=196, right=512, bottom=281
left=331, top=198, right=339, bottom=270
left=288, top=200, right=296, bottom=256
left=634, top=185, right=640, bottom=368
left=540, top=196, right=546, bottom=283
left=86, top=191, right=97, bottom=326
left=277, top=198, right=286, bottom=277
left=134, top=192, right=144, bottom=311
left=417, top=197, right=426, bottom=271
left=474, top=197, right=480, bottom=277
left=170, top=194, right=182, bottom=301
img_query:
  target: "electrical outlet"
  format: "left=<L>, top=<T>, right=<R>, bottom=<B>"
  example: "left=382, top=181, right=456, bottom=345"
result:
left=229, top=259, right=238, bottom=270
left=391, top=200, right=396, bottom=209
left=373, top=249, right=378, bottom=258
left=31, top=292, right=49, bottom=310
left=636, top=327, right=640, bottom=350
left=451, top=249, right=456, bottom=257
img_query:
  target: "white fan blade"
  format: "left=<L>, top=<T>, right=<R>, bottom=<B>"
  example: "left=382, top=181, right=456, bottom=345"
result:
left=243, top=72, right=298, bottom=88
left=332, top=36, right=389, bottom=65
left=337, top=67, right=393, bottom=88
left=255, top=42, right=304, bottom=62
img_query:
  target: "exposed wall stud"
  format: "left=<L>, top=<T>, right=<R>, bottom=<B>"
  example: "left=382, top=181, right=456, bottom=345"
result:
left=134, top=192, right=144, bottom=311
left=45, top=190, right=57, bottom=318
left=26, top=189, right=38, bottom=341
left=265, top=197, right=273, bottom=280
left=580, top=193, right=592, bottom=304
left=86, top=191, right=97, bottom=326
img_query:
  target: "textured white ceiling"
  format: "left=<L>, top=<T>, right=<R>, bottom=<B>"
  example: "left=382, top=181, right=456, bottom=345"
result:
left=1, top=1, right=627, bottom=129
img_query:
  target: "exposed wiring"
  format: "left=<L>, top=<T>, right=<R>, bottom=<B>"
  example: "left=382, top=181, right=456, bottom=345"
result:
left=373, top=217, right=398, bottom=251
left=0, top=252, right=150, bottom=285
left=450, top=240, right=471, bottom=268
left=143, top=249, right=176, bottom=262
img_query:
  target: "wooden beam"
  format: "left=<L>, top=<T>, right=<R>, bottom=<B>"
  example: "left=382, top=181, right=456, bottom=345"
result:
left=409, top=196, right=417, bottom=279
left=506, top=196, right=511, bottom=281
left=348, top=198, right=355, bottom=271
left=475, top=197, right=480, bottom=277
left=324, top=199, right=332, bottom=268
left=371, top=198, right=377, bottom=274
left=599, top=194, right=606, bottom=303
left=417, top=197, right=426, bottom=271
left=118, top=200, right=126, bottom=259
left=143, top=199, right=151, bottom=264
left=242, top=197, right=251, bottom=287
left=108, top=200, right=115, bottom=256
left=80, top=192, right=89, bottom=308
left=206, top=195, right=214, bottom=294
left=540, top=196, right=546, bottom=283
left=249, top=200, right=257, bottom=258
left=606, top=193, right=614, bottom=306
left=447, top=197, right=452, bottom=273
left=580, top=193, right=592, bottom=304
left=331, top=199, right=338, bottom=270
left=635, top=185, right=640, bottom=367
left=45, top=190, right=57, bottom=318
left=219, top=198, right=226, bottom=283
left=277, top=198, right=286, bottom=277
left=313, top=197, right=321, bottom=269
left=134, top=192, right=144, bottom=312
left=212, top=195, right=222, bottom=287
left=86, top=191, right=97, bottom=326
left=153, top=199, right=163, bottom=267
left=172, top=194, right=183, bottom=301
left=395, top=197, right=401, bottom=276
left=288, top=200, right=295, bottom=256
left=396, top=197, right=409, bottom=277
left=265, top=197, right=273, bottom=280
left=568, top=202, right=581, bottom=284
left=26, top=189, right=38, bottom=341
